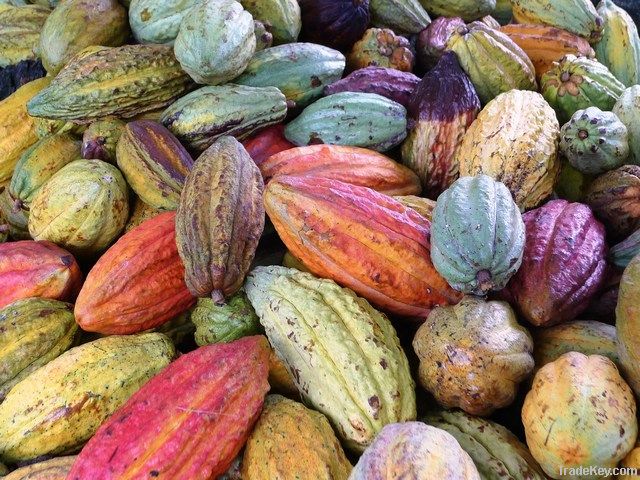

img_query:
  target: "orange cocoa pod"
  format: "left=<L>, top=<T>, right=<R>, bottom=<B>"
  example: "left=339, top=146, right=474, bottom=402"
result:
left=0, top=240, right=82, bottom=309
left=260, top=144, right=422, bottom=196
left=264, top=176, right=461, bottom=318
left=500, top=24, right=595, bottom=78
left=74, top=211, right=195, bottom=334
left=241, top=124, right=295, bottom=166
left=67, top=335, right=271, bottom=480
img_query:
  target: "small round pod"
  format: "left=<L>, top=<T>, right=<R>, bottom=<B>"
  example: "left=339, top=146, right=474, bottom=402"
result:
left=522, top=352, right=637, bottom=479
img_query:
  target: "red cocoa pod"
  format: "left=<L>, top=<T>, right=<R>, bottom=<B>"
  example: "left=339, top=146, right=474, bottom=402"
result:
left=502, top=199, right=608, bottom=327
left=241, top=124, right=295, bottom=167
left=0, top=240, right=81, bottom=309
left=259, top=144, right=422, bottom=196
left=67, top=335, right=271, bottom=480
left=74, top=211, right=195, bottom=334
left=264, top=176, right=461, bottom=318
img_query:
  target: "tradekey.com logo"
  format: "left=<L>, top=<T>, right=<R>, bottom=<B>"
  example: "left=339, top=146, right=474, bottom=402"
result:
left=559, top=466, right=639, bottom=477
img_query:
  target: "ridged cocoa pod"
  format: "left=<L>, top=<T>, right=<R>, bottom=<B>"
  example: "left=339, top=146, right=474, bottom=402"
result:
left=67, top=336, right=271, bottom=480
left=259, top=145, right=421, bottom=195
left=242, top=395, right=352, bottom=479
left=299, top=0, right=370, bottom=51
left=324, top=66, right=419, bottom=108
left=502, top=199, right=608, bottom=326
left=116, top=120, right=194, bottom=211
left=585, top=165, right=640, bottom=240
left=0, top=240, right=81, bottom=309
left=3, top=456, right=76, bottom=480
left=401, top=52, right=480, bottom=198
left=0, top=298, right=78, bottom=401
left=347, top=28, right=415, bottom=72
left=176, top=136, right=265, bottom=302
left=81, top=118, right=125, bottom=163
left=124, top=197, right=162, bottom=232
left=264, top=176, right=461, bottom=318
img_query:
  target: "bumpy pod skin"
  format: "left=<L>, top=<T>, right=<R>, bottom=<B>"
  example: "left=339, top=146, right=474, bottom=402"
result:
left=161, top=84, right=288, bottom=152
left=500, top=23, right=595, bottom=79
left=401, top=52, right=480, bottom=199
left=235, top=43, right=345, bottom=108
left=284, top=92, right=408, bottom=152
left=81, top=118, right=126, bottom=163
left=522, top=353, right=637, bottom=479
left=0, top=5, right=49, bottom=67
left=611, top=229, right=640, bottom=269
left=0, top=333, right=175, bottom=463
left=176, top=136, right=265, bottom=302
left=0, top=77, right=50, bottom=184
left=347, top=28, right=414, bottom=72
left=541, top=54, right=626, bottom=123
left=242, top=395, right=352, bottom=480
left=260, top=145, right=421, bottom=196
left=192, top=291, right=260, bottom=346
left=67, top=336, right=271, bottom=480
left=615, top=85, right=640, bottom=162
left=368, top=0, right=430, bottom=35
left=242, top=0, right=301, bottom=45
left=264, top=176, right=461, bottom=318
left=174, top=0, right=256, bottom=85
left=350, top=422, right=480, bottom=480
left=129, top=0, right=198, bottom=45
left=0, top=240, right=81, bottom=309
left=245, top=266, right=417, bottom=452
left=241, top=124, right=295, bottom=166
left=431, top=175, right=525, bottom=295
left=39, top=0, right=129, bottom=75
left=503, top=200, right=608, bottom=327
left=74, top=212, right=196, bottom=334
left=9, top=133, right=81, bottom=212
left=425, top=410, right=547, bottom=480
left=595, top=0, right=640, bottom=87
left=324, top=66, right=419, bottom=109
left=456, top=90, right=560, bottom=211
left=413, top=296, right=534, bottom=416
left=3, top=455, right=76, bottom=480
left=425, top=0, right=494, bottom=22
left=446, top=21, right=537, bottom=105
left=617, top=252, right=640, bottom=396
left=511, top=0, right=603, bottom=43
left=28, top=159, right=129, bottom=258
left=0, top=298, right=78, bottom=401
left=584, top=165, right=640, bottom=240
left=533, top=320, right=620, bottom=371
left=27, top=44, right=194, bottom=122
left=116, top=120, right=194, bottom=211
left=560, top=106, right=629, bottom=175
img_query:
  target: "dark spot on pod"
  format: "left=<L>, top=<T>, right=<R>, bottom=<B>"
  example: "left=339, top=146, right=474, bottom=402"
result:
left=60, top=255, right=74, bottom=267
left=150, top=471, right=160, bottom=477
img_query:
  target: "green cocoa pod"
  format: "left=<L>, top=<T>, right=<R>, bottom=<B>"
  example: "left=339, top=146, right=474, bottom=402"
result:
left=0, top=333, right=175, bottom=463
left=611, top=229, right=640, bottom=269
left=174, top=0, right=256, bottom=85
left=369, top=0, right=431, bottom=35
left=116, top=120, right=194, bottom=210
left=425, top=410, right=547, bottom=480
left=614, top=85, right=640, bottom=163
left=0, top=211, right=7, bottom=243
left=0, top=4, right=50, bottom=67
left=235, top=43, right=345, bottom=108
left=193, top=291, right=261, bottom=346
left=424, top=0, right=495, bottom=22
left=39, top=0, right=129, bottom=75
left=493, top=0, right=513, bottom=25
left=27, top=44, right=194, bottom=122
left=284, top=92, right=408, bottom=152
left=245, top=266, right=416, bottom=452
left=161, top=84, right=287, bottom=152
left=0, top=184, right=28, bottom=239
left=254, top=20, right=274, bottom=51
left=0, top=298, right=78, bottom=402
left=128, top=0, right=198, bottom=45
left=533, top=320, right=620, bottom=371
left=9, top=133, right=81, bottom=213
left=81, top=118, right=126, bottom=163
left=34, top=117, right=86, bottom=139
left=542, top=54, right=625, bottom=123
left=560, top=106, right=629, bottom=175
left=241, top=0, right=301, bottom=44
left=28, top=159, right=129, bottom=257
